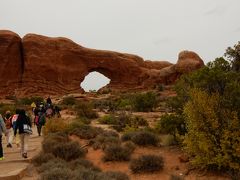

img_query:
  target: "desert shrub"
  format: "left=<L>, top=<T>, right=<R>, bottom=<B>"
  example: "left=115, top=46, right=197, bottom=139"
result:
left=99, top=171, right=129, bottom=180
left=70, top=125, right=103, bottom=139
left=117, top=98, right=132, bottom=111
left=75, top=101, right=98, bottom=119
left=91, top=131, right=120, bottom=150
left=121, top=131, right=136, bottom=142
left=0, top=103, right=16, bottom=115
left=131, top=131, right=159, bottom=146
left=170, top=174, right=185, bottom=180
left=42, top=133, right=69, bottom=154
left=38, top=158, right=67, bottom=173
left=62, top=96, right=76, bottom=106
left=98, top=114, right=117, bottom=124
left=130, top=116, right=148, bottom=127
left=51, top=141, right=86, bottom=161
left=161, top=135, right=177, bottom=146
left=102, top=144, right=132, bottom=161
left=17, top=96, right=44, bottom=105
left=32, top=152, right=55, bottom=166
left=155, top=114, right=186, bottom=138
left=123, top=141, right=136, bottom=153
left=184, top=89, right=240, bottom=171
left=44, top=118, right=68, bottom=135
left=65, top=120, right=84, bottom=132
left=69, top=158, right=101, bottom=172
left=155, top=84, right=164, bottom=91
left=111, top=112, right=132, bottom=132
left=132, top=92, right=158, bottom=112
left=40, top=167, right=73, bottom=180
left=72, top=168, right=100, bottom=180
left=129, top=154, right=164, bottom=173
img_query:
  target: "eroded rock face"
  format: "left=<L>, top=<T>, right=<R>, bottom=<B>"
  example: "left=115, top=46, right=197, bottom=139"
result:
left=21, top=34, right=146, bottom=95
left=0, top=30, right=204, bottom=96
left=0, top=30, right=22, bottom=95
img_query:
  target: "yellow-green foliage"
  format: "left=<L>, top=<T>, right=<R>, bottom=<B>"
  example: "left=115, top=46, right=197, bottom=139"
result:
left=184, top=89, right=240, bottom=171
left=44, top=118, right=68, bottom=135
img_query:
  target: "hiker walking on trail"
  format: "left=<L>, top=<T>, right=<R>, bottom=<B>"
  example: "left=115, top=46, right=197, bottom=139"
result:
left=0, top=114, right=6, bottom=160
left=46, top=96, right=52, bottom=106
left=14, top=109, right=32, bottom=159
left=4, top=111, right=13, bottom=148
left=36, top=111, right=46, bottom=136
left=12, top=109, right=20, bottom=148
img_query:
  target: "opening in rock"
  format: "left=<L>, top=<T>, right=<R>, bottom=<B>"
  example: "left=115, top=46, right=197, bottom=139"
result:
left=81, top=71, right=110, bottom=92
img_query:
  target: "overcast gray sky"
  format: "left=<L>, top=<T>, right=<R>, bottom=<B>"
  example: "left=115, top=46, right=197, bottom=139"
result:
left=1, top=0, right=239, bottom=91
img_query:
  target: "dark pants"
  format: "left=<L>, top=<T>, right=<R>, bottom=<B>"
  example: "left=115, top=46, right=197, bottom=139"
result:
left=0, top=135, right=3, bottom=158
left=37, top=125, right=42, bottom=136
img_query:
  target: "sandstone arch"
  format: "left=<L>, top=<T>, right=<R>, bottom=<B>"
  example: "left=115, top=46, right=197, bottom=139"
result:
left=0, top=30, right=204, bottom=96
left=81, top=71, right=110, bottom=92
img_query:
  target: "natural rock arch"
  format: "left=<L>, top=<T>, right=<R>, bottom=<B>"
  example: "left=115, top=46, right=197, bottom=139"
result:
left=80, top=71, right=110, bottom=92
left=0, top=30, right=204, bottom=97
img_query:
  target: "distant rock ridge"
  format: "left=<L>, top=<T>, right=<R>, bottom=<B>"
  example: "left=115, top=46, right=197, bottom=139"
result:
left=0, top=30, right=204, bottom=97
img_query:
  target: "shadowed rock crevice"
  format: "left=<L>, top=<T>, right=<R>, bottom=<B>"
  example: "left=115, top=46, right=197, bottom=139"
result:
left=0, top=30, right=204, bottom=97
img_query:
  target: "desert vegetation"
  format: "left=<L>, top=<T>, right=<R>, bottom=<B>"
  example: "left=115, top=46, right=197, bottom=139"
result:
left=8, top=42, right=239, bottom=179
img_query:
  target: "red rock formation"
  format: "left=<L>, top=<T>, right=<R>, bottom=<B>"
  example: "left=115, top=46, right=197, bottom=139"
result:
left=176, top=50, right=204, bottom=73
left=0, top=30, right=204, bottom=96
left=0, top=30, right=22, bottom=95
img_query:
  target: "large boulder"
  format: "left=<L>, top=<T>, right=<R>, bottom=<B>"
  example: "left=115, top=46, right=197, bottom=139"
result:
left=175, top=50, right=204, bottom=73
left=0, top=30, right=22, bottom=95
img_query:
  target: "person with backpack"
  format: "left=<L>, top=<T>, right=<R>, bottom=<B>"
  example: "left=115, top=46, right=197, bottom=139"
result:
left=0, top=114, right=6, bottom=160
left=4, top=111, right=13, bottom=148
left=14, top=109, right=32, bottom=158
left=36, top=111, right=46, bottom=136
left=12, top=109, right=20, bottom=148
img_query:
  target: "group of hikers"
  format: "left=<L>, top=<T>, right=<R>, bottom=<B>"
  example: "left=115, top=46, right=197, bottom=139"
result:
left=0, top=96, right=61, bottom=160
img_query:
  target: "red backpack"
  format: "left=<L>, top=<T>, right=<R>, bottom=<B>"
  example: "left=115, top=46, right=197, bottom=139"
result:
left=5, top=117, right=12, bottom=129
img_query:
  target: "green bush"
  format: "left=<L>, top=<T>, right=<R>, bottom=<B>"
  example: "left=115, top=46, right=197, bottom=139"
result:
left=161, top=135, right=177, bottom=146
left=155, top=114, right=186, bottom=138
left=129, top=154, right=164, bottom=173
left=131, top=131, right=159, bottom=146
left=42, top=133, right=69, bottom=154
left=62, top=96, right=76, bottom=106
left=32, top=152, right=55, bottom=166
left=75, top=101, right=98, bottom=119
left=72, top=168, right=100, bottom=180
left=155, top=84, right=164, bottom=91
left=70, top=125, right=103, bottom=139
left=121, top=131, right=136, bottom=142
left=102, top=144, right=132, bottom=161
left=170, top=174, right=185, bottom=180
left=65, top=120, right=84, bottom=133
left=69, top=158, right=101, bottom=172
left=51, top=141, right=86, bottom=161
left=38, top=158, right=67, bottom=173
left=98, top=114, right=117, bottom=124
left=40, top=167, right=73, bottom=180
left=0, top=103, right=16, bottom=115
left=130, top=116, right=148, bottom=127
left=123, top=141, right=136, bottom=153
left=17, top=96, right=44, bottom=105
left=132, top=92, right=158, bottom=112
left=91, top=131, right=120, bottom=150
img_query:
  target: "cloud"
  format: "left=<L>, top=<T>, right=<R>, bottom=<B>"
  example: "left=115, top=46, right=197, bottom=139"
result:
left=153, top=37, right=172, bottom=46
left=204, top=6, right=227, bottom=16
left=234, top=27, right=240, bottom=32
